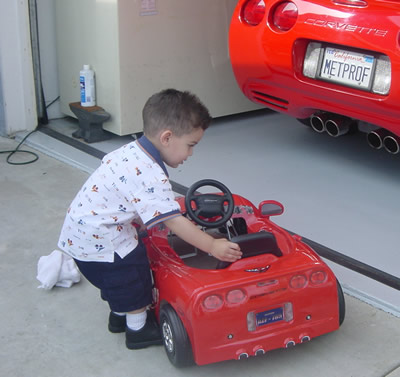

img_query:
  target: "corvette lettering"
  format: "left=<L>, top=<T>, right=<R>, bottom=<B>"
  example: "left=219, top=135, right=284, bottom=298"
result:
left=305, top=18, right=388, bottom=37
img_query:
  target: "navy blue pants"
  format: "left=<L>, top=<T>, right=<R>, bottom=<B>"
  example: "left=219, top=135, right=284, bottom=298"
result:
left=74, top=242, right=153, bottom=313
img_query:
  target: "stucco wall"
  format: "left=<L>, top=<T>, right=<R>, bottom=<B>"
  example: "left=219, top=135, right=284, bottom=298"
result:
left=0, top=0, right=37, bottom=135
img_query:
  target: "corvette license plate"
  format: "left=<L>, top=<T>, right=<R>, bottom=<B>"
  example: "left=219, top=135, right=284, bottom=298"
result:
left=319, top=46, right=375, bottom=90
left=256, top=307, right=284, bottom=327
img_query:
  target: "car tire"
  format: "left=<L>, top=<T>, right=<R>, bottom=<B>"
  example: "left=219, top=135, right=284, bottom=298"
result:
left=160, top=304, right=194, bottom=367
left=337, top=279, right=345, bottom=326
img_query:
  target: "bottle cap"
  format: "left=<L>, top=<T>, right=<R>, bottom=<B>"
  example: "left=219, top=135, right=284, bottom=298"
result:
left=83, top=64, right=90, bottom=70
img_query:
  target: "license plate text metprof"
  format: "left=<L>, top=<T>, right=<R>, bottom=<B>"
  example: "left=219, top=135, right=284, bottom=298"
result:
left=320, top=47, right=374, bottom=89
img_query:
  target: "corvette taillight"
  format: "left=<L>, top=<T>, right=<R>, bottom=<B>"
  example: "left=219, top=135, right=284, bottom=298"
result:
left=290, top=274, right=307, bottom=289
left=226, top=289, right=246, bottom=304
left=241, top=0, right=266, bottom=26
left=203, top=289, right=247, bottom=311
left=271, top=1, right=298, bottom=31
left=203, top=294, right=223, bottom=310
left=310, top=271, right=327, bottom=285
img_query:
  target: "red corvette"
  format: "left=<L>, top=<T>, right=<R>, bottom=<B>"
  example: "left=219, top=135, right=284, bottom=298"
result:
left=229, top=0, right=400, bottom=154
left=144, top=180, right=345, bottom=367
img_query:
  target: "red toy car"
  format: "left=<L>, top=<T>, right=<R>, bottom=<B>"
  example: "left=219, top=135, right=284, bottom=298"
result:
left=229, top=0, right=400, bottom=154
left=144, top=179, right=345, bottom=367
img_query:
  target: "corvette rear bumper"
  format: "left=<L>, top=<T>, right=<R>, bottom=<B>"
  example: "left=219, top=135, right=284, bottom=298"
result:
left=229, top=0, right=400, bottom=136
left=193, top=315, right=339, bottom=365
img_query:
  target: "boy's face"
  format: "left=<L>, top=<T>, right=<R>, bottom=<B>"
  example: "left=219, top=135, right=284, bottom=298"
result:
left=161, top=127, right=204, bottom=168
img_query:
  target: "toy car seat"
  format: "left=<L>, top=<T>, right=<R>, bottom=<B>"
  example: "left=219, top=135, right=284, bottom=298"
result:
left=217, top=231, right=282, bottom=269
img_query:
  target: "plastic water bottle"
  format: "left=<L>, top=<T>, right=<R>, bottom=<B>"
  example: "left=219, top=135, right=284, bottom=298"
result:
left=80, top=64, right=96, bottom=107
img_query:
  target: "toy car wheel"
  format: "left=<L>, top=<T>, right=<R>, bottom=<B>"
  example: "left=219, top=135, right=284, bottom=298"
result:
left=160, top=304, right=194, bottom=367
left=337, top=279, right=345, bottom=326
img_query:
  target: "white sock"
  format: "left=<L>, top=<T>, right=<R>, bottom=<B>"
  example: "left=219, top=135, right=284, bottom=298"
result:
left=126, top=311, right=147, bottom=331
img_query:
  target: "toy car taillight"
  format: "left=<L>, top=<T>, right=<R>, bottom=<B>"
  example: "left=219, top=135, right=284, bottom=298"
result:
left=241, top=0, right=266, bottom=26
left=226, top=289, right=246, bottom=304
left=290, top=274, right=307, bottom=289
left=310, top=271, right=327, bottom=285
left=271, top=1, right=298, bottom=32
left=203, top=294, right=224, bottom=310
left=303, top=42, right=391, bottom=95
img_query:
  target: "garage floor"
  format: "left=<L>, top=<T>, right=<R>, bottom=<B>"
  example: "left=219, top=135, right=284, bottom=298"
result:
left=3, top=111, right=399, bottom=376
left=27, top=111, right=400, bottom=315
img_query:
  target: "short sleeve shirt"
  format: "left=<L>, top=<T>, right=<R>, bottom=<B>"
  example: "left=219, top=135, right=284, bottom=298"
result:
left=58, top=136, right=181, bottom=262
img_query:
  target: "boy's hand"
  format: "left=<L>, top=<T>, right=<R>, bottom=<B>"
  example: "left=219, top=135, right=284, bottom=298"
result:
left=164, top=215, right=242, bottom=262
left=210, top=238, right=242, bottom=262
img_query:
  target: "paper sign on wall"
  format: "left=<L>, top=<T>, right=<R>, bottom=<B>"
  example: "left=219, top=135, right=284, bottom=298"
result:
left=140, top=0, right=158, bottom=16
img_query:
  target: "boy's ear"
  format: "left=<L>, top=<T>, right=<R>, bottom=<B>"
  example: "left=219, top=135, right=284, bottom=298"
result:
left=160, top=130, right=173, bottom=146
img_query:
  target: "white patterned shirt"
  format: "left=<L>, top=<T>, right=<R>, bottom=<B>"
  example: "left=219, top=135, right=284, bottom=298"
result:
left=58, top=136, right=181, bottom=262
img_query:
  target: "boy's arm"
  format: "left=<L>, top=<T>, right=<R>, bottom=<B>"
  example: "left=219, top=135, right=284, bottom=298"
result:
left=163, top=215, right=242, bottom=262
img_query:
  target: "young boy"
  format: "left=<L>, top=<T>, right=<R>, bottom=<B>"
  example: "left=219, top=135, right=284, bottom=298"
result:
left=58, top=89, right=242, bottom=350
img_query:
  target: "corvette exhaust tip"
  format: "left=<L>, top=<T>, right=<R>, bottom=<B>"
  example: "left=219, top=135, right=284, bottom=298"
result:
left=255, top=348, right=265, bottom=356
left=310, top=113, right=354, bottom=137
left=366, top=129, right=399, bottom=153
left=383, top=134, right=400, bottom=154
left=367, top=129, right=385, bottom=149
left=285, top=340, right=296, bottom=348
left=310, top=113, right=328, bottom=133
left=325, top=116, right=354, bottom=137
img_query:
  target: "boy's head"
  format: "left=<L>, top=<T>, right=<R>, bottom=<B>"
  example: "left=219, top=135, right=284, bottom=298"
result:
left=142, top=89, right=212, bottom=138
left=142, top=89, right=212, bottom=168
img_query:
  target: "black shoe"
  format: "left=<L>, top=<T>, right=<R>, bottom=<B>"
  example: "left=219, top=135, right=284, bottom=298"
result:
left=125, top=312, right=163, bottom=349
left=108, top=312, right=126, bottom=333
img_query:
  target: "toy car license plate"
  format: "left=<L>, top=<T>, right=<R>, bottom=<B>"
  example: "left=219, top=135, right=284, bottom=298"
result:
left=256, top=307, right=284, bottom=327
left=319, top=46, right=375, bottom=90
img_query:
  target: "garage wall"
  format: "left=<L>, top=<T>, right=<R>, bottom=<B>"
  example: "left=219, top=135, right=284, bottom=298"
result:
left=0, top=73, right=5, bottom=137
left=36, top=0, right=63, bottom=120
left=0, top=0, right=37, bottom=135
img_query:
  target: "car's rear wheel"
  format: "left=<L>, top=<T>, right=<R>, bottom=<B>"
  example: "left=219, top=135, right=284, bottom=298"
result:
left=337, top=279, right=345, bottom=326
left=160, top=304, right=194, bottom=367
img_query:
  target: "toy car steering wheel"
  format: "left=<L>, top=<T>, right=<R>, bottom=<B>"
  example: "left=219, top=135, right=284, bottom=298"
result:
left=185, top=179, right=235, bottom=228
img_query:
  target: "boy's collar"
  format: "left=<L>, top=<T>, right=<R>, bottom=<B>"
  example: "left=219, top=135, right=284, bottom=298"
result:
left=136, top=135, right=169, bottom=177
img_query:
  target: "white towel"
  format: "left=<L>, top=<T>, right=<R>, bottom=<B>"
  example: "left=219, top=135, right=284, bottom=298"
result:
left=37, top=250, right=81, bottom=290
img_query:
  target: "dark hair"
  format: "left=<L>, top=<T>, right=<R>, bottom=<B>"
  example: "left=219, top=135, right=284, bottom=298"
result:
left=142, top=89, right=212, bottom=137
